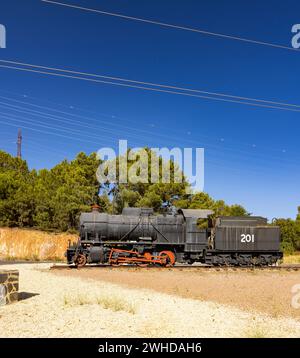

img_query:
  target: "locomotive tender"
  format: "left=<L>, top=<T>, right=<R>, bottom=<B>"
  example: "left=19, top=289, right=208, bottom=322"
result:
left=66, top=206, right=283, bottom=267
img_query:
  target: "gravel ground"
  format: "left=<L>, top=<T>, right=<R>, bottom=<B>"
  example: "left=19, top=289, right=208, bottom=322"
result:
left=54, top=267, right=300, bottom=320
left=0, top=263, right=300, bottom=338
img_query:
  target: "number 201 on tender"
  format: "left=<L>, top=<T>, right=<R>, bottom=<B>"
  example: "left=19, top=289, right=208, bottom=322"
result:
left=240, top=234, right=255, bottom=243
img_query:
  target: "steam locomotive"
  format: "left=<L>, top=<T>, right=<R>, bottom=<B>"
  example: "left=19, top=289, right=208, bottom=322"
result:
left=66, top=206, right=282, bottom=267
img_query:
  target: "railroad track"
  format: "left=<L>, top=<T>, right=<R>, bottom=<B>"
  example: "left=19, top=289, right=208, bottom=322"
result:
left=50, top=264, right=300, bottom=271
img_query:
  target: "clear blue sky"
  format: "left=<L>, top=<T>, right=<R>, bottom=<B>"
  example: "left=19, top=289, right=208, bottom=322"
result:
left=0, top=0, right=299, bottom=219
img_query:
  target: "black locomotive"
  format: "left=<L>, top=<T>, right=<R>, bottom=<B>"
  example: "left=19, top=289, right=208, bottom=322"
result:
left=66, top=206, right=283, bottom=267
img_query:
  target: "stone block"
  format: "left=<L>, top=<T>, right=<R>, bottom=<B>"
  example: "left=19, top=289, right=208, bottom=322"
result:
left=0, top=270, right=19, bottom=305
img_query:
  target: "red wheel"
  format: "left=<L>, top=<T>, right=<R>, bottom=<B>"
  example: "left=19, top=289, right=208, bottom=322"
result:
left=75, top=254, right=87, bottom=267
left=137, top=252, right=152, bottom=267
left=159, top=251, right=176, bottom=266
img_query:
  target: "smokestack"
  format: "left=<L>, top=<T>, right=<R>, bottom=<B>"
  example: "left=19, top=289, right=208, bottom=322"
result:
left=91, top=204, right=100, bottom=212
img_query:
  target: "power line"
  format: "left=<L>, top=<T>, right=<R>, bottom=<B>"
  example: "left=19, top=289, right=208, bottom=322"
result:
left=0, top=89, right=292, bottom=156
left=0, top=107, right=155, bottom=147
left=0, top=108, right=151, bottom=146
left=0, top=88, right=147, bottom=129
left=1, top=102, right=299, bottom=168
left=1, top=59, right=299, bottom=110
left=0, top=96, right=176, bottom=140
left=0, top=101, right=185, bottom=147
left=25, top=139, right=70, bottom=157
left=0, top=103, right=247, bottom=160
left=41, top=0, right=299, bottom=52
left=2, top=93, right=299, bottom=178
left=1, top=94, right=299, bottom=168
left=0, top=84, right=297, bottom=167
left=0, top=116, right=116, bottom=145
left=0, top=118, right=84, bottom=142
left=0, top=101, right=178, bottom=145
left=2, top=95, right=272, bottom=155
left=0, top=114, right=99, bottom=144
left=0, top=63, right=300, bottom=114
left=2, top=118, right=299, bottom=172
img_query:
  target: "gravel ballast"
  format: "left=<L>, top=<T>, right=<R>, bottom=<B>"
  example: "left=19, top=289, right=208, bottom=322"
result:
left=0, top=263, right=300, bottom=338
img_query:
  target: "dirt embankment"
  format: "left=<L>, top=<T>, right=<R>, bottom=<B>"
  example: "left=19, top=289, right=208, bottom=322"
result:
left=0, top=228, right=77, bottom=261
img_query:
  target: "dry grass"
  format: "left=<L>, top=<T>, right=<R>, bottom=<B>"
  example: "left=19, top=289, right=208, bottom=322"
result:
left=138, top=319, right=173, bottom=337
left=283, top=252, right=300, bottom=264
left=245, top=325, right=268, bottom=338
left=63, top=292, right=136, bottom=314
left=0, top=228, right=77, bottom=261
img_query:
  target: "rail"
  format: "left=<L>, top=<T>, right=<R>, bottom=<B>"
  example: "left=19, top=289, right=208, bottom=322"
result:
left=50, top=264, right=300, bottom=271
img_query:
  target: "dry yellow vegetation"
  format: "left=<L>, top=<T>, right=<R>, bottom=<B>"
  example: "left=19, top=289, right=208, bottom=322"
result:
left=0, top=228, right=77, bottom=261
left=283, top=253, right=300, bottom=264
left=63, top=292, right=136, bottom=314
left=1, top=227, right=300, bottom=264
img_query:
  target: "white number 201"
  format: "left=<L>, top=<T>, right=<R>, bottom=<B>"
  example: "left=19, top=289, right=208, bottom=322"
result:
left=241, top=234, right=255, bottom=243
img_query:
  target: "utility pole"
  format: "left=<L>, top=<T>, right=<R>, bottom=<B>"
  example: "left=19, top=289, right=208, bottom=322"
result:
left=17, top=128, right=22, bottom=159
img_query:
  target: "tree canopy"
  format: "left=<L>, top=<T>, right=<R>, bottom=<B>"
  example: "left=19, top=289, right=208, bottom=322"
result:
left=0, top=151, right=101, bottom=231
